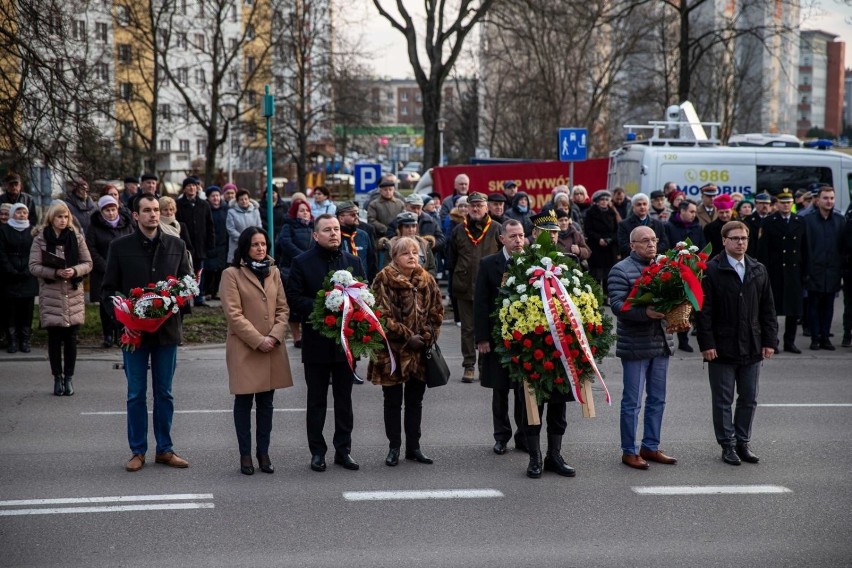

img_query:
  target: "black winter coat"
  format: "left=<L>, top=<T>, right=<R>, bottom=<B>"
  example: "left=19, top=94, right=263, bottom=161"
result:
left=617, top=215, right=669, bottom=258
left=175, top=195, right=214, bottom=264
left=204, top=204, right=229, bottom=272
left=474, top=251, right=511, bottom=390
left=608, top=252, right=675, bottom=360
left=259, top=198, right=288, bottom=251
left=757, top=212, right=805, bottom=317
left=0, top=224, right=38, bottom=297
left=101, top=229, right=192, bottom=346
left=86, top=209, right=135, bottom=302
left=276, top=217, right=313, bottom=272
left=802, top=210, right=845, bottom=293
left=665, top=213, right=706, bottom=250
left=284, top=245, right=365, bottom=365
left=386, top=211, right=446, bottom=252
left=703, top=218, right=728, bottom=260
left=696, top=254, right=778, bottom=364
left=584, top=205, right=619, bottom=272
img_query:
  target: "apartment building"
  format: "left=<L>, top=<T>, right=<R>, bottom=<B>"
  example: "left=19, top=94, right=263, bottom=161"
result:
left=797, top=30, right=846, bottom=138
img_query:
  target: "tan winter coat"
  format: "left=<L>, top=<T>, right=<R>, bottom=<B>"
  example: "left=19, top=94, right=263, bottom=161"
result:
left=220, top=263, right=294, bottom=395
left=367, top=196, right=405, bottom=237
left=28, top=230, right=92, bottom=328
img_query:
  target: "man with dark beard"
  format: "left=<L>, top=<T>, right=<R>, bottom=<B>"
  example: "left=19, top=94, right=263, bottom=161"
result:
left=447, top=192, right=502, bottom=383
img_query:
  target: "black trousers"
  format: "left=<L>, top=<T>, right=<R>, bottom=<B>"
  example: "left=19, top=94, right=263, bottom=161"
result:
left=492, top=387, right=525, bottom=445
left=99, top=300, right=119, bottom=339
left=843, top=276, right=852, bottom=334
left=201, top=269, right=223, bottom=298
left=807, top=291, right=835, bottom=342
left=304, top=362, right=354, bottom=457
left=782, top=315, right=799, bottom=346
left=8, top=297, right=34, bottom=329
left=515, top=384, right=567, bottom=438
left=47, top=325, right=79, bottom=377
left=233, top=390, right=275, bottom=456
left=382, top=379, right=427, bottom=450
left=708, top=361, right=760, bottom=446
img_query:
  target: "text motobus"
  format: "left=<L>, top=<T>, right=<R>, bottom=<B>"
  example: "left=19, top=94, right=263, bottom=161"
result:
left=424, top=160, right=608, bottom=210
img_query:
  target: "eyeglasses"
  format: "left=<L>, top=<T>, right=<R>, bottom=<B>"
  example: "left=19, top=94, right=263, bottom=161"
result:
left=631, top=238, right=659, bottom=245
left=725, top=236, right=749, bottom=242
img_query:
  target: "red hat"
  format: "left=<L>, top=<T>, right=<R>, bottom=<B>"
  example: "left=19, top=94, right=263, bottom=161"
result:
left=713, top=194, right=735, bottom=211
left=667, top=190, right=685, bottom=207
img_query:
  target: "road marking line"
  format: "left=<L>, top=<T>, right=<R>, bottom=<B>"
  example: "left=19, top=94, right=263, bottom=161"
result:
left=0, top=494, right=213, bottom=507
left=0, top=503, right=214, bottom=516
left=81, top=409, right=308, bottom=415
left=343, top=489, right=504, bottom=501
left=632, top=485, right=791, bottom=495
left=760, top=403, right=852, bottom=407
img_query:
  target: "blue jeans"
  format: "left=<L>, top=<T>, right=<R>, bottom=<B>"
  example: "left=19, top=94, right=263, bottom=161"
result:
left=620, top=356, right=669, bottom=455
left=123, top=344, right=178, bottom=455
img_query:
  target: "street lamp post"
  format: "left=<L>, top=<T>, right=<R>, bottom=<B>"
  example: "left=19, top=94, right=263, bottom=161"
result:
left=437, top=117, right=447, bottom=167
left=221, top=103, right=238, bottom=184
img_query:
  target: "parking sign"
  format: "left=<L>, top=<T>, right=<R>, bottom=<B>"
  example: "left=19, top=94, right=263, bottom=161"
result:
left=354, top=164, right=382, bottom=194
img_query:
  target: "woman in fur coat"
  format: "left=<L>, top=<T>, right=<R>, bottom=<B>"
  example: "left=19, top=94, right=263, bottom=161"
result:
left=368, top=236, right=444, bottom=467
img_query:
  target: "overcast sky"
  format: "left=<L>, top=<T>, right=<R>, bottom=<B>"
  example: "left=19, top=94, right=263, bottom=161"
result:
left=351, top=1, right=852, bottom=79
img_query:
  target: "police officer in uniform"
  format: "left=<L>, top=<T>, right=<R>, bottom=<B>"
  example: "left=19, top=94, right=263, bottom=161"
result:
left=757, top=191, right=805, bottom=353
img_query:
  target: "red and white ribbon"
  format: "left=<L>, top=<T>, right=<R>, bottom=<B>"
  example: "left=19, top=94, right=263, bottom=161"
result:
left=528, top=264, right=611, bottom=406
left=335, top=282, right=396, bottom=375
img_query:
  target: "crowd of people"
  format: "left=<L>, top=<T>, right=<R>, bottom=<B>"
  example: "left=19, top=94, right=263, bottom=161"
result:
left=1, top=169, right=850, bottom=477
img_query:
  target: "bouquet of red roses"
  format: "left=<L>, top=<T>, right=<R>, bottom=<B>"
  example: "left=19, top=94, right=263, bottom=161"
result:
left=307, top=269, right=392, bottom=373
left=112, top=274, right=200, bottom=351
left=621, top=238, right=711, bottom=332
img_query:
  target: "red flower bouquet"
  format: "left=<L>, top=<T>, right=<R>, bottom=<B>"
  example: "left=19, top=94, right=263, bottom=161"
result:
left=621, top=239, right=711, bottom=332
left=112, top=274, right=200, bottom=351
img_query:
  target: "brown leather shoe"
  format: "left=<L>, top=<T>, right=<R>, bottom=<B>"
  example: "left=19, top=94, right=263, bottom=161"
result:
left=461, top=367, right=475, bottom=383
left=640, top=447, right=678, bottom=465
left=621, top=453, right=650, bottom=470
left=155, top=451, right=189, bottom=468
left=126, top=454, right=145, bottom=472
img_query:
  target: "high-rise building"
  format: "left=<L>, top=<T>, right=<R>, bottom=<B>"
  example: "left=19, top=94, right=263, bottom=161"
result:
left=797, top=30, right=846, bottom=138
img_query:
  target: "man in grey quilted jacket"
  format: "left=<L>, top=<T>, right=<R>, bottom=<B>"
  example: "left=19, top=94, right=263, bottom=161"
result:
left=608, top=226, right=676, bottom=471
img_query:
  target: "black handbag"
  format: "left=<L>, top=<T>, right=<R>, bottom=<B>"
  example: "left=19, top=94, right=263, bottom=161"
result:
left=424, top=342, right=450, bottom=388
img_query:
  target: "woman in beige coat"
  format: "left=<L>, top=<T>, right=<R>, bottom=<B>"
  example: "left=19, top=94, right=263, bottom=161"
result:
left=220, top=226, right=293, bottom=475
left=29, top=202, right=93, bottom=396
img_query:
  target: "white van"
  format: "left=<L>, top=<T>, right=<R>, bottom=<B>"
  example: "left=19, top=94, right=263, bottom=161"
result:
left=608, top=104, right=851, bottom=212
left=608, top=144, right=851, bottom=212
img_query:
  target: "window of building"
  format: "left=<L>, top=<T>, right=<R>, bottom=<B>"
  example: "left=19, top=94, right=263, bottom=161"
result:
left=228, top=70, right=239, bottom=89
left=179, top=139, right=190, bottom=153
left=116, top=5, right=130, bottom=27
left=180, top=0, right=188, bottom=15
left=177, top=67, right=188, bottom=85
left=96, top=62, right=109, bottom=82
left=159, top=139, right=171, bottom=152
left=416, top=92, right=422, bottom=102
left=120, top=82, right=133, bottom=101
left=179, top=104, right=189, bottom=121
left=195, top=68, right=206, bottom=86
left=247, top=90, right=257, bottom=106
left=71, top=19, right=85, bottom=40
left=231, top=3, right=238, bottom=22
left=246, top=57, right=256, bottom=74
left=157, top=67, right=169, bottom=87
left=197, top=139, right=206, bottom=156
left=245, top=121, right=257, bottom=139
left=159, top=104, right=171, bottom=121
left=275, top=75, right=285, bottom=91
left=194, top=33, right=205, bottom=51
left=178, top=32, right=188, bottom=50
left=47, top=13, right=62, bottom=35
left=245, top=24, right=255, bottom=40
left=118, top=44, right=132, bottom=64
left=95, top=22, right=108, bottom=42
left=400, top=92, right=408, bottom=102
left=122, top=121, right=134, bottom=139
left=230, top=38, right=239, bottom=52
left=401, top=106, right=408, bottom=116
left=158, top=28, right=168, bottom=48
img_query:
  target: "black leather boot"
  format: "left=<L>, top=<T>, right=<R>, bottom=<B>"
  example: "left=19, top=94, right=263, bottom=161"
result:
left=543, top=434, right=576, bottom=477
left=7, top=328, right=17, bottom=354
left=63, top=375, right=74, bottom=396
left=526, top=435, right=542, bottom=478
left=53, top=375, right=64, bottom=396
left=19, top=327, right=31, bottom=353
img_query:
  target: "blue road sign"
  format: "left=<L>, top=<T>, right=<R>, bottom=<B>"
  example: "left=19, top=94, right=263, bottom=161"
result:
left=558, top=128, right=588, bottom=162
left=354, top=164, right=382, bottom=194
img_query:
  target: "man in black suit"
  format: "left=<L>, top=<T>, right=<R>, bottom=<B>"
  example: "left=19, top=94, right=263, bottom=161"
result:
left=474, top=219, right=527, bottom=455
left=285, top=214, right=366, bottom=472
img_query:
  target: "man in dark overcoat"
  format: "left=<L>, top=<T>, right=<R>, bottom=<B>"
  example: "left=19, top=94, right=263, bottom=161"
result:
left=285, top=214, right=366, bottom=473
left=474, top=219, right=527, bottom=455
left=757, top=191, right=806, bottom=353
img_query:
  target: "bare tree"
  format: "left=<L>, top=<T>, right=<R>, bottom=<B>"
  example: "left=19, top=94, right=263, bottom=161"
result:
left=372, top=0, right=495, bottom=170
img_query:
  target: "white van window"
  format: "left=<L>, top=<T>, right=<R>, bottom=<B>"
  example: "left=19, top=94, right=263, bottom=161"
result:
left=755, top=165, right=833, bottom=195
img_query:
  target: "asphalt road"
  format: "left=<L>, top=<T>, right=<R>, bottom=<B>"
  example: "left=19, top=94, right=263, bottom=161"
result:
left=1, top=306, right=850, bottom=567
